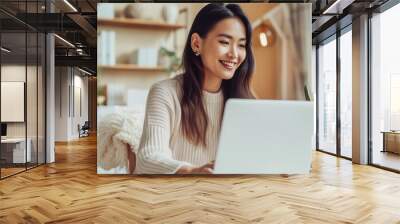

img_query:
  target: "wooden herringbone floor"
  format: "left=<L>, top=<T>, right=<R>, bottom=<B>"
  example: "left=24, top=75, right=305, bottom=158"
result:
left=1, top=135, right=400, bottom=224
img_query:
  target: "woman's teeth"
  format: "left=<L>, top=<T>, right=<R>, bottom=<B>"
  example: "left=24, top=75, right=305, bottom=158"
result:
left=220, top=60, right=236, bottom=69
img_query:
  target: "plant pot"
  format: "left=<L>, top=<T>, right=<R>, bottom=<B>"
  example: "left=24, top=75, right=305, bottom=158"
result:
left=162, top=4, right=178, bottom=24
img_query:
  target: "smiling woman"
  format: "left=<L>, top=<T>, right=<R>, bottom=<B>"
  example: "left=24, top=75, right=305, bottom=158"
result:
left=134, top=3, right=255, bottom=174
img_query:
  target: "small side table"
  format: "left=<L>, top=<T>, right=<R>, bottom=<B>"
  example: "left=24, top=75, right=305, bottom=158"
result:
left=381, top=131, right=400, bottom=154
left=1, top=138, right=32, bottom=164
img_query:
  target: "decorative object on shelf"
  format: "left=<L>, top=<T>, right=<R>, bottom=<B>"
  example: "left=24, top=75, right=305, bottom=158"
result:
left=159, top=47, right=181, bottom=75
left=130, top=48, right=159, bottom=67
left=98, top=30, right=115, bottom=65
left=97, top=86, right=107, bottom=106
left=258, top=23, right=275, bottom=47
left=115, top=9, right=124, bottom=18
left=162, top=4, right=179, bottom=24
left=123, top=4, right=140, bottom=19
left=97, top=95, right=106, bottom=106
left=124, top=4, right=163, bottom=21
left=98, top=3, right=114, bottom=19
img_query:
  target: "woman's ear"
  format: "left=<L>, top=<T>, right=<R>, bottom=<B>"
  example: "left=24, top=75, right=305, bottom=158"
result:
left=191, top=33, right=202, bottom=54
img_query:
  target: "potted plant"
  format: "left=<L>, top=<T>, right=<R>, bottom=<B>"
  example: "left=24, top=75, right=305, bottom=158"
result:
left=159, top=47, right=181, bottom=76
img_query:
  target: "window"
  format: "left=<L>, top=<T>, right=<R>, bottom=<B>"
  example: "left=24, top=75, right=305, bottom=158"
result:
left=0, top=1, right=47, bottom=179
left=340, top=29, right=352, bottom=158
left=371, top=2, right=400, bottom=171
left=390, top=74, right=400, bottom=130
left=318, top=37, right=337, bottom=154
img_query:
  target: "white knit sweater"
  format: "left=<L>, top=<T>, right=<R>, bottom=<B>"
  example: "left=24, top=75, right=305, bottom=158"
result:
left=135, top=75, right=224, bottom=174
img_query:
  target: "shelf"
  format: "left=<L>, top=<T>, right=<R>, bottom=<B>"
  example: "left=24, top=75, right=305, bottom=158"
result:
left=98, top=18, right=186, bottom=31
left=99, top=64, right=167, bottom=72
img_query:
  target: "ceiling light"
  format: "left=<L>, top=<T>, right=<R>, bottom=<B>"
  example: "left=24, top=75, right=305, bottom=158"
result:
left=78, top=67, right=92, bottom=76
left=54, top=34, right=75, bottom=48
left=63, top=0, right=78, bottom=12
left=76, top=48, right=85, bottom=55
left=259, top=33, right=268, bottom=47
left=322, top=0, right=354, bottom=15
left=323, top=0, right=340, bottom=14
left=1, top=47, right=11, bottom=53
left=258, top=23, right=275, bottom=48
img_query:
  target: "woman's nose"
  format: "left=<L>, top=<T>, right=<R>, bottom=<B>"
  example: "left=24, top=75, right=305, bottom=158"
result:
left=227, top=46, right=238, bottom=59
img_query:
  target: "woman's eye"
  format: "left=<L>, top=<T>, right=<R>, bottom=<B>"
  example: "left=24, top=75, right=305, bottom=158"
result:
left=239, top=44, right=246, bottom=48
left=219, top=40, right=229, bottom=45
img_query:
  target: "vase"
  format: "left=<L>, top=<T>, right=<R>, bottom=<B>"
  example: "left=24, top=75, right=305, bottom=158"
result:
left=162, top=4, right=178, bottom=24
left=124, top=4, right=163, bottom=21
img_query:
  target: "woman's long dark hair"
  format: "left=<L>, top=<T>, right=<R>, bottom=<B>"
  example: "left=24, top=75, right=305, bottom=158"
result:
left=181, top=3, right=255, bottom=147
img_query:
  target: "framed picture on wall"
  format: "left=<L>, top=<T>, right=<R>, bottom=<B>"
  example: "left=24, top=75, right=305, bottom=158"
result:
left=1, top=81, right=25, bottom=122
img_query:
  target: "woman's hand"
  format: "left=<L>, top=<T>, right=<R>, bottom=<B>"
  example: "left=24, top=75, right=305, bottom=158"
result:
left=127, top=147, right=136, bottom=174
left=176, top=161, right=214, bottom=174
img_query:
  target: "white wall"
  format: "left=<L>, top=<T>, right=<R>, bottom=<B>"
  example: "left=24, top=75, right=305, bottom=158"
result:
left=55, top=67, right=68, bottom=141
left=72, top=73, right=89, bottom=138
left=55, top=67, right=89, bottom=141
left=1, top=66, right=26, bottom=139
left=1, top=65, right=40, bottom=137
left=1, top=64, right=46, bottom=164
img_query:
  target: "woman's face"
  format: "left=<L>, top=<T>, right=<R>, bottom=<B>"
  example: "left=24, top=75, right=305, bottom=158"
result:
left=193, top=17, right=247, bottom=81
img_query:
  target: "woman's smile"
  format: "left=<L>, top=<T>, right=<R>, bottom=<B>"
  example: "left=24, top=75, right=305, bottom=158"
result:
left=219, top=60, right=238, bottom=70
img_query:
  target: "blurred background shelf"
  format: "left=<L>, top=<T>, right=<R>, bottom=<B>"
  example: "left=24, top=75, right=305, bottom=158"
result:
left=98, top=18, right=186, bottom=30
left=99, top=64, right=167, bottom=72
left=97, top=4, right=189, bottom=106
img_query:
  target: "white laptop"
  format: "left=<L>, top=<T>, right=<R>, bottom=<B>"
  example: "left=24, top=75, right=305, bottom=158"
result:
left=213, top=99, right=314, bottom=174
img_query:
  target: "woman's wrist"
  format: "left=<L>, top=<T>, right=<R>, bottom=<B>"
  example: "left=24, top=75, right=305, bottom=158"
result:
left=176, top=165, right=193, bottom=174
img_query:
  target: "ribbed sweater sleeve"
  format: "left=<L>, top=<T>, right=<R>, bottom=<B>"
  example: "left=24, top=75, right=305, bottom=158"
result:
left=135, top=83, right=191, bottom=174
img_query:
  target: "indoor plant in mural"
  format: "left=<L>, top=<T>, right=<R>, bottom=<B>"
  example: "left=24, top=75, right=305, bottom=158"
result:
left=159, top=47, right=181, bottom=77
